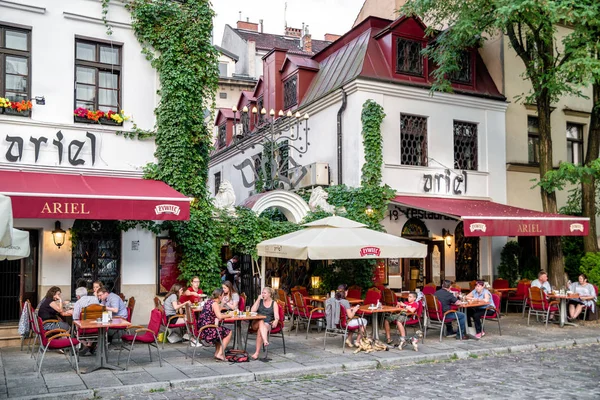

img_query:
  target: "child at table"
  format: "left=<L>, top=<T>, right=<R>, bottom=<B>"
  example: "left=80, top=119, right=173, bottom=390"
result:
left=384, top=292, right=418, bottom=345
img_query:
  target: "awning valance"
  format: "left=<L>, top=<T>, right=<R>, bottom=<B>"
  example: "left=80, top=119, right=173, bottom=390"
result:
left=392, top=196, right=589, bottom=237
left=0, top=170, right=191, bottom=221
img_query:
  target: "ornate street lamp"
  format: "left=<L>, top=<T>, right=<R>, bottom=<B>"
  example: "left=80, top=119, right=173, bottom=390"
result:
left=231, top=106, right=310, bottom=191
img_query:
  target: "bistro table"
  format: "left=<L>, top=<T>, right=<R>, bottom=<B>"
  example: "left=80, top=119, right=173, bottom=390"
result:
left=305, top=295, right=363, bottom=305
left=457, top=299, right=489, bottom=314
left=358, top=305, right=401, bottom=339
left=222, top=312, right=266, bottom=349
left=547, top=293, right=580, bottom=328
left=74, top=317, right=131, bottom=373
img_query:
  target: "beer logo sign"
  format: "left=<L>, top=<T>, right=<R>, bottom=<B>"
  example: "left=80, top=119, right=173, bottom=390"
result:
left=469, top=223, right=487, bottom=233
left=360, top=246, right=381, bottom=257
left=569, top=223, right=584, bottom=233
left=155, top=204, right=181, bottom=216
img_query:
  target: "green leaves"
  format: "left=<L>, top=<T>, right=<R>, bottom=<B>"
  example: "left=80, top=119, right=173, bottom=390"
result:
left=361, top=100, right=386, bottom=188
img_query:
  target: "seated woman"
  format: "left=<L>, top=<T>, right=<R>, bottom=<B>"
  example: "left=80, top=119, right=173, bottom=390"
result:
left=336, top=284, right=367, bottom=348
left=196, top=289, right=232, bottom=361
left=568, top=274, right=597, bottom=320
left=465, top=280, right=494, bottom=339
left=180, top=276, right=203, bottom=304
left=38, top=286, right=71, bottom=331
left=164, top=284, right=190, bottom=325
left=221, top=280, right=240, bottom=311
left=249, top=287, right=279, bottom=360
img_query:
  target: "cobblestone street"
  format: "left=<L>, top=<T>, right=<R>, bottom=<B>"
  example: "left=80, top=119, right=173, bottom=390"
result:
left=108, top=344, right=600, bottom=400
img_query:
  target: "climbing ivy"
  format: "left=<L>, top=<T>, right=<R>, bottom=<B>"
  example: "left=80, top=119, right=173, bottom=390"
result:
left=126, top=0, right=222, bottom=291
left=361, top=99, right=386, bottom=187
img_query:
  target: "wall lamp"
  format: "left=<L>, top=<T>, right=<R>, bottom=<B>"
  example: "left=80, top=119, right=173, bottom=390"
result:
left=365, top=205, right=374, bottom=216
left=441, top=228, right=453, bottom=248
left=271, top=276, right=280, bottom=290
left=52, top=221, right=66, bottom=249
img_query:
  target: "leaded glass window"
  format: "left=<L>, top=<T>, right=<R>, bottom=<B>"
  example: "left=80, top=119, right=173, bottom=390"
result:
left=450, top=51, right=472, bottom=84
left=283, top=75, right=297, bottom=110
left=400, top=114, right=428, bottom=166
left=217, top=123, right=226, bottom=149
left=455, top=222, right=479, bottom=281
left=396, top=38, right=423, bottom=76
left=214, top=172, right=221, bottom=196
left=401, top=217, right=429, bottom=238
left=527, top=116, right=539, bottom=164
left=453, top=121, right=478, bottom=170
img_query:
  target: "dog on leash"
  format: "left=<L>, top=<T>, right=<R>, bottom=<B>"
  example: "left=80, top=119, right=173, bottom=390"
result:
left=396, top=330, right=423, bottom=352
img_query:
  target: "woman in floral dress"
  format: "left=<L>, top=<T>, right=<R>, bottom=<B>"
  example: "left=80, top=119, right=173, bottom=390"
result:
left=197, top=288, right=232, bottom=361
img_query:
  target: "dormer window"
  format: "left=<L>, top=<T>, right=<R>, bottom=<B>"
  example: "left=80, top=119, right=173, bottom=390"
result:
left=450, top=51, right=472, bottom=84
left=396, top=38, right=423, bottom=76
left=217, top=123, right=226, bottom=149
left=283, top=75, right=297, bottom=110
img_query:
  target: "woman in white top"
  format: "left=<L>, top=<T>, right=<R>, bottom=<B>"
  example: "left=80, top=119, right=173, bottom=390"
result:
left=221, top=280, right=240, bottom=311
left=568, top=274, right=597, bottom=320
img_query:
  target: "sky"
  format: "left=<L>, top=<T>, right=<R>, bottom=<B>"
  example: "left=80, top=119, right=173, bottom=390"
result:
left=212, top=0, right=365, bottom=46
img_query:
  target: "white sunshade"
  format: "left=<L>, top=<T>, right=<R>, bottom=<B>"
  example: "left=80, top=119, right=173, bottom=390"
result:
left=0, top=194, right=14, bottom=247
left=257, top=215, right=427, bottom=260
left=0, top=228, right=30, bottom=261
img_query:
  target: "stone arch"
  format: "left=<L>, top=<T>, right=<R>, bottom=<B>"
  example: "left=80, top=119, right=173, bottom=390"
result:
left=243, top=190, right=310, bottom=224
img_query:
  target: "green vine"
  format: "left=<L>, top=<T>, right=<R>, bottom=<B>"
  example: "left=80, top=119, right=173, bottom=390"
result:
left=361, top=99, right=386, bottom=187
left=101, top=0, right=113, bottom=36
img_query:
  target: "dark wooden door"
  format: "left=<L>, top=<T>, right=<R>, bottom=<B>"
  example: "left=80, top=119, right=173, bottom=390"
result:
left=0, top=229, right=38, bottom=322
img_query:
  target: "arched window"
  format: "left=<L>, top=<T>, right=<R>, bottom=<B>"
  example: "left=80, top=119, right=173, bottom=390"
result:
left=401, top=217, right=428, bottom=238
left=454, top=222, right=479, bottom=281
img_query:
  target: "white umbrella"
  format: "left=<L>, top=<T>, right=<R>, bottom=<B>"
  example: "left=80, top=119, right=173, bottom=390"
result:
left=0, top=228, right=30, bottom=261
left=257, top=215, right=427, bottom=260
left=0, top=194, right=13, bottom=247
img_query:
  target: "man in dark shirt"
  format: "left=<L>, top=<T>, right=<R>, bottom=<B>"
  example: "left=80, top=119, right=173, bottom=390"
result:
left=434, top=280, right=469, bottom=340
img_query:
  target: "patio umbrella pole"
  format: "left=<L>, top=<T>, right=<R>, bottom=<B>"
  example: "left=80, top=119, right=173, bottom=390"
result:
left=260, top=256, right=266, bottom=289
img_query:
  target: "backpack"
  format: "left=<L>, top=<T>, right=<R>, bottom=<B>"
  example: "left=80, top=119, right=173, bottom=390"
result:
left=225, top=349, right=249, bottom=363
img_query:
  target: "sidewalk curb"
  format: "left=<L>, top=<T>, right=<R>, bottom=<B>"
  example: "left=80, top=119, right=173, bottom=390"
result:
left=11, top=337, right=600, bottom=399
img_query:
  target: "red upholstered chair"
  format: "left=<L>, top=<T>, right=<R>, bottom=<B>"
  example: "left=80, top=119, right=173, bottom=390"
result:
left=363, top=288, right=381, bottom=306
left=422, top=284, right=437, bottom=295
left=117, top=309, right=163, bottom=370
left=424, top=294, right=462, bottom=342
left=33, top=315, right=80, bottom=377
left=159, top=306, right=186, bottom=348
left=402, top=300, right=424, bottom=341
left=244, top=302, right=286, bottom=356
left=183, top=303, right=224, bottom=364
left=527, top=287, right=559, bottom=328
left=323, top=302, right=364, bottom=353
left=481, top=293, right=502, bottom=335
left=505, top=279, right=530, bottom=315
left=292, top=291, right=325, bottom=338
left=347, top=285, right=362, bottom=299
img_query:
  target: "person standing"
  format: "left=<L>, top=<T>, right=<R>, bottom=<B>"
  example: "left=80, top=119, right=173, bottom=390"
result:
left=434, top=280, right=470, bottom=340
left=225, top=255, right=241, bottom=290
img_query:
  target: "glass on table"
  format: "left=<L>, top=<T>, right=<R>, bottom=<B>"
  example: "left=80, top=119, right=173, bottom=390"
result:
left=245, top=306, right=250, bottom=317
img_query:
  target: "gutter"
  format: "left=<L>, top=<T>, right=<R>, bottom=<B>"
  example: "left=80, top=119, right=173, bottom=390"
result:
left=336, top=88, right=347, bottom=185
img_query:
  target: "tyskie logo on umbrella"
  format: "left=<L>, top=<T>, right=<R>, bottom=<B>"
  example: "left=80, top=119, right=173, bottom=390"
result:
left=360, top=246, right=381, bottom=257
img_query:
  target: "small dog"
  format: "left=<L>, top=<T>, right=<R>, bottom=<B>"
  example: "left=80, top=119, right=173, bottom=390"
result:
left=397, top=330, right=423, bottom=352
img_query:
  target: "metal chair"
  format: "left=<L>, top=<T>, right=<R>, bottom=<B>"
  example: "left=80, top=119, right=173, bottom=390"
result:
left=117, top=309, right=163, bottom=370
left=527, top=287, right=559, bottom=328
left=292, top=291, right=325, bottom=338
left=323, top=301, right=364, bottom=353
left=244, top=302, right=286, bottom=357
left=481, top=293, right=502, bottom=335
left=33, top=314, right=80, bottom=377
left=424, top=294, right=462, bottom=341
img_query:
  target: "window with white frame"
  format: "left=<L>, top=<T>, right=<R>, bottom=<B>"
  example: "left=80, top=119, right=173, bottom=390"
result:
left=566, top=122, right=583, bottom=165
left=1, top=25, right=30, bottom=104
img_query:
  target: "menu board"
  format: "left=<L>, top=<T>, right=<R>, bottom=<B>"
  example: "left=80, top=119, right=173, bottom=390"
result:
left=372, top=259, right=388, bottom=286
left=157, top=238, right=184, bottom=295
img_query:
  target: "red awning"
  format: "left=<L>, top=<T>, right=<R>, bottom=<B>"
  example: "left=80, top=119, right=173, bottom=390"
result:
left=0, top=170, right=190, bottom=220
left=392, top=195, right=589, bottom=237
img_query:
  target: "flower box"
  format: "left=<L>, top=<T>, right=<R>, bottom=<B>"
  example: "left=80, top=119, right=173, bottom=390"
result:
left=73, top=115, right=123, bottom=126
left=4, top=107, right=31, bottom=117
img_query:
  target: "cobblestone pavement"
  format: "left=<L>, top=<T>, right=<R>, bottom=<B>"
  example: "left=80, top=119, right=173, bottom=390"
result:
left=106, top=344, right=600, bottom=400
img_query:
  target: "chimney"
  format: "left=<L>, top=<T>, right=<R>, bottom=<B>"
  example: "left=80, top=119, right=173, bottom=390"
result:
left=237, top=20, right=259, bottom=32
left=259, top=19, right=263, bottom=33
left=284, top=26, right=302, bottom=38
left=301, top=24, right=311, bottom=53
left=324, top=33, right=341, bottom=42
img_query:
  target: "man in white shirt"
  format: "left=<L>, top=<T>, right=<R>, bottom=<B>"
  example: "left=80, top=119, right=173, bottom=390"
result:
left=531, top=270, right=552, bottom=294
left=71, top=287, right=100, bottom=320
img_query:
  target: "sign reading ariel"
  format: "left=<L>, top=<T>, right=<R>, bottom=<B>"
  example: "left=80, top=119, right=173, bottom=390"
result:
left=464, top=219, right=589, bottom=237
left=423, top=169, right=468, bottom=195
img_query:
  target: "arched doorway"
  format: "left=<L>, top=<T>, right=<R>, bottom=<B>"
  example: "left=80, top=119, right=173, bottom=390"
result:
left=245, top=189, right=310, bottom=223
left=401, top=217, right=444, bottom=289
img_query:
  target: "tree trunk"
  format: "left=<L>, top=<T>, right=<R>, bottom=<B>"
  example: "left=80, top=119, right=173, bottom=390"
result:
left=537, top=94, right=565, bottom=288
left=582, top=82, right=600, bottom=253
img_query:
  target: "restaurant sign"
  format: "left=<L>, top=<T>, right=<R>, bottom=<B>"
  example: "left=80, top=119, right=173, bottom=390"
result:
left=422, top=169, right=468, bottom=195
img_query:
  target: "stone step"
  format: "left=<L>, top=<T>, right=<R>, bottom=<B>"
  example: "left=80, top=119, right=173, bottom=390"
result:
left=0, top=325, right=24, bottom=348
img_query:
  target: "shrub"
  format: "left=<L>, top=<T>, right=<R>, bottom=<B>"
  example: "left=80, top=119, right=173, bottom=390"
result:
left=579, top=252, right=600, bottom=289
left=498, top=241, right=520, bottom=287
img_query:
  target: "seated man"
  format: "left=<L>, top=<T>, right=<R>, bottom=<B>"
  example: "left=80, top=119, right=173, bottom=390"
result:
left=531, top=270, right=552, bottom=294
left=70, top=286, right=100, bottom=355
left=384, top=291, right=418, bottom=346
left=97, top=287, right=128, bottom=343
left=434, top=280, right=471, bottom=340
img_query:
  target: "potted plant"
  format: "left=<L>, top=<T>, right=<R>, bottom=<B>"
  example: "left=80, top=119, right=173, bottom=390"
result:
left=1, top=98, right=32, bottom=117
left=73, top=107, right=129, bottom=126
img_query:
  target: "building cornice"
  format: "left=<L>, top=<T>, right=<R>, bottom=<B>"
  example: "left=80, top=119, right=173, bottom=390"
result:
left=0, top=0, right=45, bottom=14
left=0, top=115, right=132, bottom=134
left=63, top=12, right=132, bottom=30
left=562, top=107, right=591, bottom=118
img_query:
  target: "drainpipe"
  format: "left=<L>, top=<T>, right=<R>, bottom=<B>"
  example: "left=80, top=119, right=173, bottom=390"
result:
left=336, top=88, right=347, bottom=185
